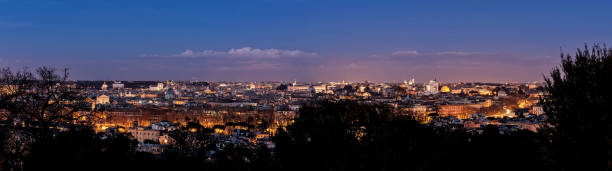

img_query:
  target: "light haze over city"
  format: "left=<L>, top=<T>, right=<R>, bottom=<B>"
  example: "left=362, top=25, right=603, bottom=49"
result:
left=1, top=0, right=611, bottom=82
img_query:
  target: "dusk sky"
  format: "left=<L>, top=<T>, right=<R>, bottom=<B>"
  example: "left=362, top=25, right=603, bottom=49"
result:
left=1, top=0, right=611, bottom=82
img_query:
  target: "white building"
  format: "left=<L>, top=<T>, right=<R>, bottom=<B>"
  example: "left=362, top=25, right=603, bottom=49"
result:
left=112, top=81, right=124, bottom=89
left=288, top=85, right=310, bottom=92
left=101, top=82, right=108, bottom=90
left=424, top=80, right=439, bottom=95
left=151, top=121, right=178, bottom=131
left=149, top=82, right=165, bottom=91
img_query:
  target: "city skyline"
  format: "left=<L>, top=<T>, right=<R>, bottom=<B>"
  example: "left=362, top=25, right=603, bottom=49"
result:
left=1, top=1, right=610, bottom=170
left=1, top=0, right=611, bottom=82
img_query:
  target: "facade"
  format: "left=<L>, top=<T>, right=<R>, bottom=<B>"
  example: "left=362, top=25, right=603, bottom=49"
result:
left=128, top=127, right=161, bottom=143
left=96, top=94, right=110, bottom=104
left=425, top=80, right=439, bottom=95
left=438, top=104, right=470, bottom=119
left=288, top=85, right=310, bottom=92
left=158, top=134, right=174, bottom=145
left=112, top=81, right=124, bottom=89
left=530, top=105, right=544, bottom=115
left=149, top=82, right=165, bottom=91
left=101, top=82, right=108, bottom=90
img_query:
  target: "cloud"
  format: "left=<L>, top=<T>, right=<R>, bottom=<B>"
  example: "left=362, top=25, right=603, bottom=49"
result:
left=391, top=50, right=419, bottom=56
left=345, top=63, right=359, bottom=69
left=128, top=48, right=555, bottom=81
left=172, top=47, right=318, bottom=58
left=436, top=51, right=494, bottom=56
left=175, top=49, right=222, bottom=57
left=379, top=50, right=494, bottom=57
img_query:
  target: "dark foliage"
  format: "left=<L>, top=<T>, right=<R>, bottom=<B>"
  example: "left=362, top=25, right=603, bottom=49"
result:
left=0, top=67, right=90, bottom=169
left=273, top=101, right=553, bottom=171
left=276, top=84, right=288, bottom=91
left=22, top=126, right=137, bottom=171
left=543, top=44, right=612, bottom=170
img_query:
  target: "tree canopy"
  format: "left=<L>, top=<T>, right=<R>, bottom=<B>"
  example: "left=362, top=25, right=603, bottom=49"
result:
left=543, top=44, right=612, bottom=170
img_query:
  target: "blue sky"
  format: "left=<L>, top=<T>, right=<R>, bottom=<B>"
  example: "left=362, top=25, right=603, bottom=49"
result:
left=1, top=0, right=610, bottom=82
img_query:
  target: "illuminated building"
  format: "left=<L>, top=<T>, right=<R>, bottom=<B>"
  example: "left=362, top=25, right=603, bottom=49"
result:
left=497, top=89, right=507, bottom=97
left=201, top=87, right=215, bottom=94
left=140, top=93, right=158, bottom=98
left=438, top=104, right=471, bottom=119
left=312, top=85, right=327, bottom=93
left=440, top=86, right=450, bottom=93
left=358, top=86, right=366, bottom=92
left=96, top=94, right=110, bottom=104
left=409, top=105, right=428, bottom=115
left=248, top=82, right=256, bottom=90
left=450, top=89, right=462, bottom=94
left=255, top=131, right=270, bottom=140
left=517, top=99, right=531, bottom=109
left=425, top=80, right=439, bottom=95
left=149, top=82, right=165, bottom=91
left=478, top=88, right=492, bottom=96
left=481, top=99, right=493, bottom=108
left=530, top=105, right=544, bottom=115
left=112, top=81, right=124, bottom=89
left=358, top=92, right=371, bottom=97
left=101, top=82, right=108, bottom=90
left=528, top=83, right=538, bottom=89
left=288, top=85, right=310, bottom=92
left=173, top=100, right=185, bottom=105
left=158, top=134, right=174, bottom=145
left=127, top=127, right=160, bottom=143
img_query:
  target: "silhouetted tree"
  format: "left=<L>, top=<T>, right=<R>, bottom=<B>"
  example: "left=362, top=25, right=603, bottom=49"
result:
left=276, top=84, right=288, bottom=91
left=0, top=67, right=88, bottom=138
left=543, top=44, right=612, bottom=170
left=23, top=126, right=137, bottom=171
left=273, top=101, right=553, bottom=171
left=0, top=67, right=89, bottom=170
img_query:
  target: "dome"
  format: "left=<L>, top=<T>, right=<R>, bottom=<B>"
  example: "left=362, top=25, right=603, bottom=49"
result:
left=440, top=86, right=450, bottom=93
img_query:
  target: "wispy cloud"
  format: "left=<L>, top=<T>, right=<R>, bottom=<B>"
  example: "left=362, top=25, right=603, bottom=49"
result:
left=171, top=47, right=318, bottom=58
left=345, top=63, right=359, bottom=69
left=391, top=50, right=419, bottom=56
left=373, top=50, right=494, bottom=58
left=436, top=51, right=495, bottom=56
left=175, top=49, right=223, bottom=57
left=131, top=48, right=554, bottom=81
